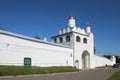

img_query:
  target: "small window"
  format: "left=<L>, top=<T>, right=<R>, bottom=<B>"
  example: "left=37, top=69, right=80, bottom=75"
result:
left=83, top=38, right=87, bottom=44
left=59, top=37, right=63, bottom=43
left=66, top=35, right=70, bottom=42
left=76, top=36, right=80, bottom=42
left=70, top=53, right=72, bottom=57
left=54, top=38, right=57, bottom=43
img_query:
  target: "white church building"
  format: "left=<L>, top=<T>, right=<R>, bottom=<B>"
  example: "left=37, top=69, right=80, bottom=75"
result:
left=0, top=16, right=116, bottom=69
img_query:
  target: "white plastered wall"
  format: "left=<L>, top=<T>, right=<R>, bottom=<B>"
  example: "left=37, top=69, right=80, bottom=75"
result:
left=94, top=55, right=115, bottom=67
left=0, top=33, right=73, bottom=67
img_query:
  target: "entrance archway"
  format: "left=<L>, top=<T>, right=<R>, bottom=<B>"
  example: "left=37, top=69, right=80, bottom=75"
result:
left=75, top=60, right=79, bottom=68
left=82, top=51, right=90, bottom=69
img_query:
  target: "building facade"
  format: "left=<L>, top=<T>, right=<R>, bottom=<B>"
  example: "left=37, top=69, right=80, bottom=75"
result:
left=0, top=16, right=116, bottom=69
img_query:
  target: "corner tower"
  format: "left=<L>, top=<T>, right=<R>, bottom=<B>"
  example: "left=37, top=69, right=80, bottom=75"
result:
left=51, top=16, right=95, bottom=69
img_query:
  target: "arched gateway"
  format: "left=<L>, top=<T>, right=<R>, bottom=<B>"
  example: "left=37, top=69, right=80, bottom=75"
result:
left=82, top=51, right=90, bottom=69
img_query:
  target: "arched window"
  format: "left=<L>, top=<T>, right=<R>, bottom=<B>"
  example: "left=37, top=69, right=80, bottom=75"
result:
left=59, top=37, right=63, bottom=43
left=76, top=36, right=80, bottom=42
left=66, top=35, right=70, bottom=42
left=83, top=38, right=87, bottom=44
left=75, top=60, right=79, bottom=68
left=54, top=38, right=57, bottom=43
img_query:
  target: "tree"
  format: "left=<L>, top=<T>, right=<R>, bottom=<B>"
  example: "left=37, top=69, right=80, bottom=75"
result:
left=94, top=47, right=96, bottom=54
left=35, top=36, right=40, bottom=40
left=115, top=56, right=120, bottom=63
left=103, top=55, right=111, bottom=59
left=0, top=26, right=5, bottom=30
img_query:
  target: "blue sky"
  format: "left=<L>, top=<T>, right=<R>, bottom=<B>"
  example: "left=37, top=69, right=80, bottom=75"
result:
left=0, top=0, right=120, bottom=56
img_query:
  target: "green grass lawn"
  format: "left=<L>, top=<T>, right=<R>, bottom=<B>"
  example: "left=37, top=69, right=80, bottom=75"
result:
left=107, top=71, right=120, bottom=80
left=0, top=66, right=80, bottom=76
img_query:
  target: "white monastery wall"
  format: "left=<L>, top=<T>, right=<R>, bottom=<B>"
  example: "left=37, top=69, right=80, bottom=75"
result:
left=0, top=31, right=73, bottom=66
left=94, top=55, right=115, bottom=67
